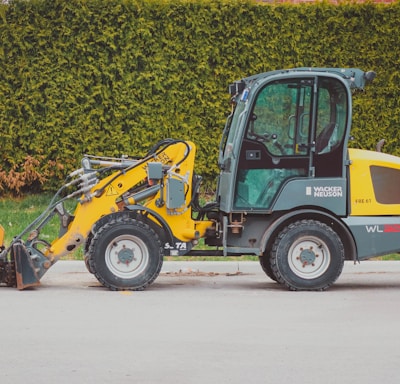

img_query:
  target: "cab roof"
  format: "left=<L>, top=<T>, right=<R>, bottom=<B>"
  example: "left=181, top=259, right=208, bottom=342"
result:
left=229, top=68, right=376, bottom=96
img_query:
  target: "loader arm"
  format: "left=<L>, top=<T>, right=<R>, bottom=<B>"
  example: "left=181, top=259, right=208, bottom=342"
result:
left=48, top=140, right=210, bottom=259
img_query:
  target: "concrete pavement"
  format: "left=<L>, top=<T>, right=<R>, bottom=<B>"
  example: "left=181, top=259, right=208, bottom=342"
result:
left=1, top=260, right=400, bottom=384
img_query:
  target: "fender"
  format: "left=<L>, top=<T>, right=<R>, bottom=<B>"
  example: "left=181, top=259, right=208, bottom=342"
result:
left=125, top=204, right=175, bottom=247
left=259, top=209, right=358, bottom=262
left=90, top=207, right=175, bottom=247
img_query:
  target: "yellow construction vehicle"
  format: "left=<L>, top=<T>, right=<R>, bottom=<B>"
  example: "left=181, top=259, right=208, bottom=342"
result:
left=1, top=67, right=398, bottom=291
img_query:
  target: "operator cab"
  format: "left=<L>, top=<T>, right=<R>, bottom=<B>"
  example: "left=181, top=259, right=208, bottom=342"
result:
left=218, top=68, right=373, bottom=214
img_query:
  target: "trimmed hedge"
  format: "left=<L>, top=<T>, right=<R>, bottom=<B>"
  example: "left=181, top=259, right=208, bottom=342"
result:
left=0, top=0, right=399, bottom=193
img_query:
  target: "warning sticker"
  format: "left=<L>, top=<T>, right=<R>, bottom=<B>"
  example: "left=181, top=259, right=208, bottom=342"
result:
left=106, top=185, right=118, bottom=196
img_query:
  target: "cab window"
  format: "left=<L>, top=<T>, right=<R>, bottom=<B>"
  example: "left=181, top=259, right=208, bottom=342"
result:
left=247, top=79, right=312, bottom=157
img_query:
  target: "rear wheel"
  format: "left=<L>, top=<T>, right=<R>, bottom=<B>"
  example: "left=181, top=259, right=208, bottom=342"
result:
left=270, top=219, right=344, bottom=291
left=88, top=215, right=163, bottom=291
left=259, top=255, right=278, bottom=282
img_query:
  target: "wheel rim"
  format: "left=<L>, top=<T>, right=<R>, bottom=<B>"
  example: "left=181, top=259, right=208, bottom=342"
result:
left=287, top=235, right=331, bottom=280
left=105, top=234, right=149, bottom=279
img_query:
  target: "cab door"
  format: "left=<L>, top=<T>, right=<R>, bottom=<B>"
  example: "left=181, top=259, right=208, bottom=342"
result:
left=233, top=76, right=348, bottom=211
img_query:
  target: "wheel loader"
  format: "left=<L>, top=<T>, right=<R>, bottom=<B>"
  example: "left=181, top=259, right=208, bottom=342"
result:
left=0, top=67, right=398, bottom=291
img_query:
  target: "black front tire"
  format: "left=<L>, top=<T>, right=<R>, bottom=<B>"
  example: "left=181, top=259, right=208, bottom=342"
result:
left=270, top=219, right=344, bottom=291
left=84, top=232, right=94, bottom=274
left=87, top=215, right=163, bottom=291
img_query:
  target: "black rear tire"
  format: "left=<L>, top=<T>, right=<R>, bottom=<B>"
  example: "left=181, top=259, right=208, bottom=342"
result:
left=270, top=219, right=344, bottom=291
left=87, top=215, right=163, bottom=291
left=259, top=255, right=278, bottom=282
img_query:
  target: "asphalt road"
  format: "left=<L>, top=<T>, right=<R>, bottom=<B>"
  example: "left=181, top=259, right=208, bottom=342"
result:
left=1, top=260, right=400, bottom=384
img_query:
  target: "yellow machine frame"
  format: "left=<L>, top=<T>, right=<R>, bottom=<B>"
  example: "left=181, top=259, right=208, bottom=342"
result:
left=46, top=141, right=212, bottom=262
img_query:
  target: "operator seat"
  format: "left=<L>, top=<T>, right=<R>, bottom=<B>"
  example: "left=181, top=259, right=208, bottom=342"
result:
left=315, top=122, right=336, bottom=153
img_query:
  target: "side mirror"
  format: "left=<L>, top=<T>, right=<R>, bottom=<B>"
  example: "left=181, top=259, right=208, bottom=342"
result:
left=364, top=71, right=376, bottom=83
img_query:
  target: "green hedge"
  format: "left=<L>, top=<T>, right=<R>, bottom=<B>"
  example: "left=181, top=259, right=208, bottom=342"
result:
left=0, top=0, right=399, bottom=193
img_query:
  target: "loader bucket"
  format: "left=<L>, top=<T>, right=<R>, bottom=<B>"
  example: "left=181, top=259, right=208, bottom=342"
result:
left=12, top=243, right=41, bottom=290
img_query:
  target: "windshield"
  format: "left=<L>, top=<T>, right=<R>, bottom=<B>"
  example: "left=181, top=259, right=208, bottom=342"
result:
left=221, top=99, right=246, bottom=160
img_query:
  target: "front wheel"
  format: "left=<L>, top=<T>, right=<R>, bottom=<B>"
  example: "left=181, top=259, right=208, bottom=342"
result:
left=87, top=216, right=163, bottom=291
left=270, top=219, right=344, bottom=291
